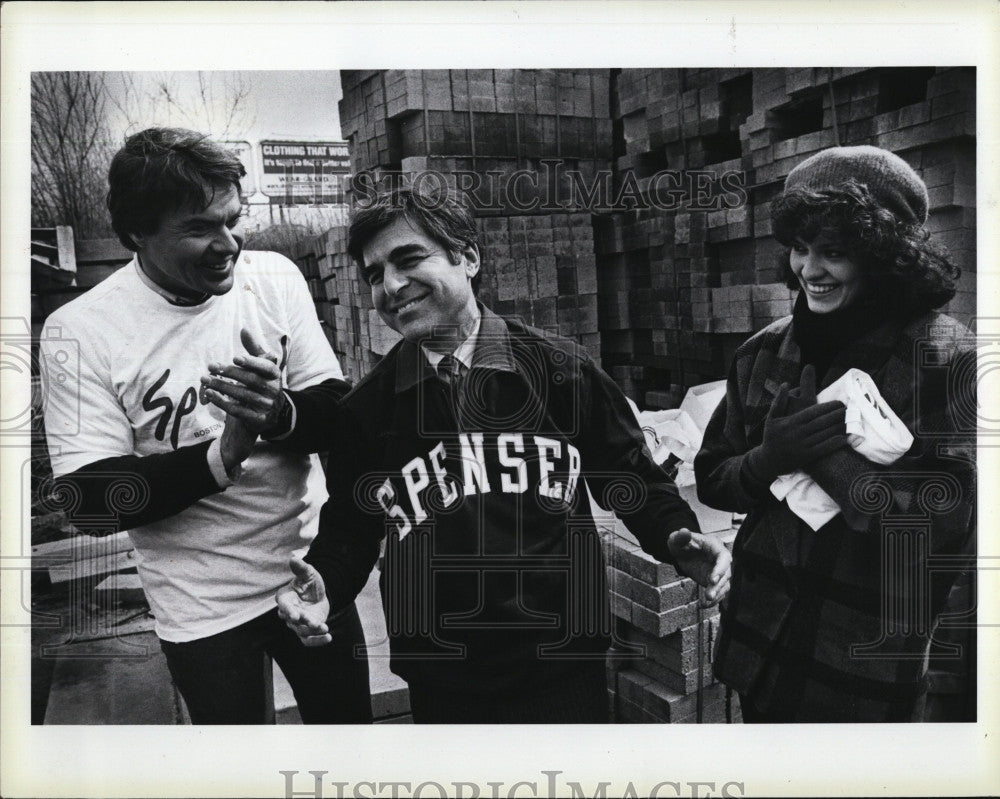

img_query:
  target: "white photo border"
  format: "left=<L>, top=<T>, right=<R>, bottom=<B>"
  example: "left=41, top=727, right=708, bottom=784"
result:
left=2, top=2, right=998, bottom=797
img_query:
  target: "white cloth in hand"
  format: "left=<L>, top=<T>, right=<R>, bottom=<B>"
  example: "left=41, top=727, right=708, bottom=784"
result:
left=770, top=368, right=913, bottom=530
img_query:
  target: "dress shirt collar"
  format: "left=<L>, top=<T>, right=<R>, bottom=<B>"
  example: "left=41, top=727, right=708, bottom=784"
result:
left=394, top=303, right=517, bottom=393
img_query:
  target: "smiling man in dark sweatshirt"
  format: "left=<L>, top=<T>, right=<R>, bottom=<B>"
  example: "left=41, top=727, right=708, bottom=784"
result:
left=203, top=187, right=731, bottom=723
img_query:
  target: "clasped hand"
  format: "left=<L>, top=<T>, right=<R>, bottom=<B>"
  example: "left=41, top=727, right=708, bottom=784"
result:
left=667, top=529, right=731, bottom=607
left=750, top=364, right=848, bottom=482
left=201, top=328, right=289, bottom=434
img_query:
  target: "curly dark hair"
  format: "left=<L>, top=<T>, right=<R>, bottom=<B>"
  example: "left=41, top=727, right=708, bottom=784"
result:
left=771, top=179, right=959, bottom=317
left=107, top=127, right=246, bottom=251
left=347, top=186, right=480, bottom=291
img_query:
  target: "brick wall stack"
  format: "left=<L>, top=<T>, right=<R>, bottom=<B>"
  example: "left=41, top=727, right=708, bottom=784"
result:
left=475, top=213, right=600, bottom=361
left=602, top=523, right=738, bottom=723
left=329, top=68, right=974, bottom=394
left=597, top=67, right=975, bottom=407
left=294, top=226, right=395, bottom=380
left=341, top=68, right=613, bottom=210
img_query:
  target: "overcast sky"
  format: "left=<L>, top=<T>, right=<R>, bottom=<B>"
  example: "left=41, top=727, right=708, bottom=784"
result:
left=103, top=70, right=344, bottom=143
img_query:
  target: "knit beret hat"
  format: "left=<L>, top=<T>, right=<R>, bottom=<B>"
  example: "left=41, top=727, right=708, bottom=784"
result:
left=783, top=145, right=929, bottom=224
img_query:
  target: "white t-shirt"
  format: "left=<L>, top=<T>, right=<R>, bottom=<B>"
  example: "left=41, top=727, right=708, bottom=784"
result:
left=41, top=251, right=342, bottom=642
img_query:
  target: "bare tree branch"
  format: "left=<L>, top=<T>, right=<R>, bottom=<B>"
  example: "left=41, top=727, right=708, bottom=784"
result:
left=128, top=71, right=257, bottom=140
left=32, top=70, right=258, bottom=238
left=31, top=72, right=116, bottom=237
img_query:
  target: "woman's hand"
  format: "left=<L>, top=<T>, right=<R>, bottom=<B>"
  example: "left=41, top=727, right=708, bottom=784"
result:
left=747, top=366, right=848, bottom=482
left=785, top=363, right=821, bottom=414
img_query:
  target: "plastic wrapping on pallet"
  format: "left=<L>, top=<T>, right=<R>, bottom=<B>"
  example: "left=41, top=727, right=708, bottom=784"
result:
left=625, top=390, right=734, bottom=533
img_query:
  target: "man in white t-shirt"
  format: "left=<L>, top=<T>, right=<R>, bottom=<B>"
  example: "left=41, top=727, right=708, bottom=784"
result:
left=39, top=127, right=371, bottom=724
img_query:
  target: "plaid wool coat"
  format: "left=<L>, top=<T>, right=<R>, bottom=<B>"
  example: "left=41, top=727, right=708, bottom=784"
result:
left=694, top=310, right=976, bottom=722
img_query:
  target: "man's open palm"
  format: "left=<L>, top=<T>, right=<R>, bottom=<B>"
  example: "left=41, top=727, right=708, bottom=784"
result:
left=276, top=558, right=333, bottom=646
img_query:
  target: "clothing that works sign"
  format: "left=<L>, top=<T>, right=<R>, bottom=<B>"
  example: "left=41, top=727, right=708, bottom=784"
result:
left=259, top=140, right=351, bottom=203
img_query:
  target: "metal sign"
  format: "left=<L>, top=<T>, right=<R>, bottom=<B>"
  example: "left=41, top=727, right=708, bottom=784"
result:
left=259, top=140, right=351, bottom=204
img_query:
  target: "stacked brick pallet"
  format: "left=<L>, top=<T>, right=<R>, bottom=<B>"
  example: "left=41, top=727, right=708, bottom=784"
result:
left=475, top=213, right=600, bottom=359
left=598, top=67, right=976, bottom=407
left=293, top=226, right=400, bottom=380
left=600, top=68, right=776, bottom=400
left=602, top=523, right=738, bottom=724
left=341, top=69, right=613, bottom=212
left=331, top=68, right=974, bottom=395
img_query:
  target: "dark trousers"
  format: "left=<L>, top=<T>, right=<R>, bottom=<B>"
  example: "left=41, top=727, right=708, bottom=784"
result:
left=739, top=693, right=799, bottom=724
left=739, top=694, right=770, bottom=724
left=160, top=605, right=372, bottom=724
left=406, top=660, right=609, bottom=724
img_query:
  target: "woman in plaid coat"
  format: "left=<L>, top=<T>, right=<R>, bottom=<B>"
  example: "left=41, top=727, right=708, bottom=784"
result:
left=695, top=146, right=976, bottom=722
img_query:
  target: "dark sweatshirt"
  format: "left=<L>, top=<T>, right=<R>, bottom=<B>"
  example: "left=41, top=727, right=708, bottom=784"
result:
left=283, top=308, right=699, bottom=694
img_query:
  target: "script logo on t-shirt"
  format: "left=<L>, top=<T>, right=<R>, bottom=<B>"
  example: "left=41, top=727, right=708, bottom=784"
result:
left=142, top=368, right=210, bottom=450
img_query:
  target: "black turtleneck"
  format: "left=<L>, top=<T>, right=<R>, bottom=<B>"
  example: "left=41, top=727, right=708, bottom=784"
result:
left=791, top=291, right=885, bottom=381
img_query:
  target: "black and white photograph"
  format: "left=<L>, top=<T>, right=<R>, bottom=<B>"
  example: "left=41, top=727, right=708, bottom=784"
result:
left=2, top=2, right=998, bottom=798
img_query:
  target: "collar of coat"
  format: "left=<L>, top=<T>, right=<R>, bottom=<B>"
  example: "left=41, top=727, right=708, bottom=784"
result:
left=751, top=310, right=912, bottom=412
left=393, top=303, right=518, bottom=394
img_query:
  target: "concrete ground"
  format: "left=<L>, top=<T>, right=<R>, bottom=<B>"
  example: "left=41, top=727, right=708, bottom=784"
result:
left=36, top=566, right=408, bottom=724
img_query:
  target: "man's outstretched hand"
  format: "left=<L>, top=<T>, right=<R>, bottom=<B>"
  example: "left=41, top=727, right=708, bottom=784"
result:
left=667, top=529, right=732, bottom=607
left=276, top=557, right=333, bottom=646
left=201, top=328, right=289, bottom=435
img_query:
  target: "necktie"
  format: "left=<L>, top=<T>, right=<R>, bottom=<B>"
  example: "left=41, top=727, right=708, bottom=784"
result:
left=437, top=354, right=464, bottom=387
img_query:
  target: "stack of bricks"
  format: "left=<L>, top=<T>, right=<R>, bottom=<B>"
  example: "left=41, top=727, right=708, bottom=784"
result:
left=292, top=225, right=402, bottom=381
left=340, top=69, right=613, bottom=216
left=335, top=68, right=974, bottom=396
left=475, top=212, right=600, bottom=361
left=602, top=523, right=738, bottom=723
left=600, top=68, right=765, bottom=405
left=596, top=67, right=976, bottom=408
left=614, top=68, right=752, bottom=173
